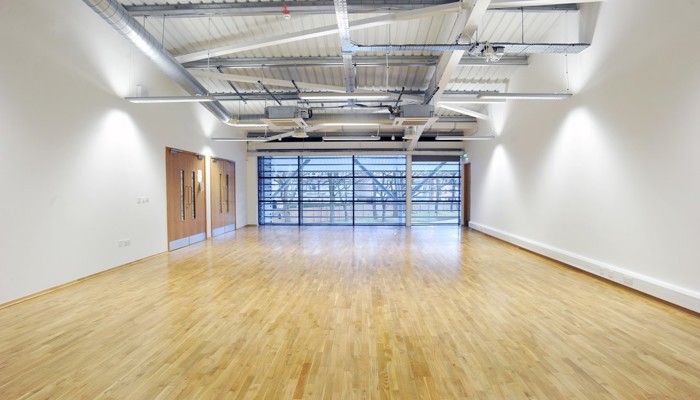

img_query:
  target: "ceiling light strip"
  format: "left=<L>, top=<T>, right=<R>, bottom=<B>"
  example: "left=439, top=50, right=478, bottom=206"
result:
left=299, top=92, right=392, bottom=100
left=125, top=95, right=217, bottom=103
left=322, top=136, right=381, bottom=141
left=477, top=93, right=572, bottom=100
left=212, top=137, right=270, bottom=142
left=434, top=135, right=495, bottom=141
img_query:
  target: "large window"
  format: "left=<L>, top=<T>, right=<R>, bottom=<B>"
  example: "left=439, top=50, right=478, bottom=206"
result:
left=300, top=156, right=354, bottom=225
left=259, top=155, right=459, bottom=226
left=411, top=157, right=461, bottom=225
left=259, top=156, right=407, bottom=225
left=353, top=156, right=406, bottom=225
left=258, top=156, right=299, bottom=224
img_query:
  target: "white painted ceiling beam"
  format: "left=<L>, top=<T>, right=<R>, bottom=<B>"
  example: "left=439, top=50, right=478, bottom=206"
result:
left=438, top=104, right=489, bottom=120
left=410, top=0, right=491, bottom=151
left=489, top=0, right=602, bottom=8
left=175, top=2, right=461, bottom=63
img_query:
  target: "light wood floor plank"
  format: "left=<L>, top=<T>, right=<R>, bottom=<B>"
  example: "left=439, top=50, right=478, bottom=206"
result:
left=1, top=226, right=699, bottom=399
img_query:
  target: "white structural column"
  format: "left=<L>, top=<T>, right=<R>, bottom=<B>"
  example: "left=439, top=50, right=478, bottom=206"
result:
left=406, top=154, right=412, bottom=227
left=176, top=3, right=461, bottom=63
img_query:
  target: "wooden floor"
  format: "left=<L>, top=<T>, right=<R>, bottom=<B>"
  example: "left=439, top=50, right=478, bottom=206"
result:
left=1, top=227, right=699, bottom=399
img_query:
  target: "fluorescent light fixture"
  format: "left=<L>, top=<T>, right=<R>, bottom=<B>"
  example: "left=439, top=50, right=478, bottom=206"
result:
left=230, top=123, right=268, bottom=127
left=212, top=137, right=270, bottom=142
left=125, top=95, right=217, bottom=103
left=322, top=135, right=381, bottom=141
left=435, top=135, right=495, bottom=141
left=477, top=93, right=572, bottom=100
left=319, top=123, right=381, bottom=127
left=300, top=92, right=391, bottom=101
left=439, top=97, right=506, bottom=104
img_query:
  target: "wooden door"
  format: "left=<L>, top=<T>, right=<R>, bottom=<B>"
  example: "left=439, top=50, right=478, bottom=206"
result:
left=166, top=148, right=207, bottom=251
left=211, top=158, right=236, bottom=236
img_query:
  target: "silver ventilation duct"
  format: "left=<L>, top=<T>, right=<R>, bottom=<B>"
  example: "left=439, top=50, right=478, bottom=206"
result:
left=82, top=0, right=233, bottom=124
left=347, top=42, right=589, bottom=54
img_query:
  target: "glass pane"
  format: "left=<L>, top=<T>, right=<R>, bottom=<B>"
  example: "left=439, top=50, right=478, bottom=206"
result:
left=354, top=177, right=406, bottom=201
left=301, top=202, right=353, bottom=225
left=225, top=174, right=230, bottom=213
left=191, top=171, right=196, bottom=219
left=411, top=160, right=460, bottom=225
left=179, top=170, right=185, bottom=221
left=301, top=177, right=353, bottom=202
left=411, top=203, right=461, bottom=225
left=259, top=202, right=299, bottom=224
left=354, top=156, right=406, bottom=177
left=354, top=202, right=405, bottom=225
left=219, top=173, right=223, bottom=213
left=411, top=161, right=460, bottom=177
left=300, top=156, right=352, bottom=177
left=259, top=177, right=299, bottom=201
left=259, top=156, right=299, bottom=178
left=411, top=177, right=460, bottom=201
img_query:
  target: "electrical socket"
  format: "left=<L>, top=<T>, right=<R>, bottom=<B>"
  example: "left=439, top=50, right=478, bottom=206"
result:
left=118, top=239, right=131, bottom=247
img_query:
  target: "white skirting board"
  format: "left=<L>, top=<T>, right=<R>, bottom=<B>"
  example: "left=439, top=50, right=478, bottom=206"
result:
left=469, top=222, right=700, bottom=313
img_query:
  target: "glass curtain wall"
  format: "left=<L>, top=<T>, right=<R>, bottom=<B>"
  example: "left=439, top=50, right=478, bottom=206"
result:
left=259, top=156, right=407, bottom=225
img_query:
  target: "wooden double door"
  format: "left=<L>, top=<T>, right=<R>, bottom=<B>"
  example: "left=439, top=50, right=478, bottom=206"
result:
left=210, top=157, right=236, bottom=236
left=166, top=148, right=206, bottom=251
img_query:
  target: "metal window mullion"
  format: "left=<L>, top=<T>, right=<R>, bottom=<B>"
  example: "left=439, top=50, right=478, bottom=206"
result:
left=258, top=157, right=264, bottom=225
left=458, top=164, right=462, bottom=226
left=297, top=156, right=302, bottom=226
left=352, top=156, right=356, bottom=226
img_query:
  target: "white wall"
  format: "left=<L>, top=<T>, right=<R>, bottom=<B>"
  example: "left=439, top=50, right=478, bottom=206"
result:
left=468, top=1, right=700, bottom=312
left=0, top=1, right=248, bottom=304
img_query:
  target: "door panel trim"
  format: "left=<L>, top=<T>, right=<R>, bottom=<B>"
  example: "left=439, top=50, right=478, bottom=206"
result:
left=189, top=232, right=206, bottom=244
left=169, top=237, right=190, bottom=251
